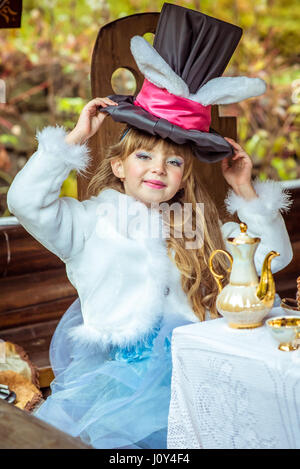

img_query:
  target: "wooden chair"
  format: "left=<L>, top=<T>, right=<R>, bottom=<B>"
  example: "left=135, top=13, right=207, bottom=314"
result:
left=0, top=12, right=298, bottom=397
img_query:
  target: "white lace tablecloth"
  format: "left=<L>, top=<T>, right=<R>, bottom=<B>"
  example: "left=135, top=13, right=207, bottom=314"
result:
left=167, top=306, right=300, bottom=449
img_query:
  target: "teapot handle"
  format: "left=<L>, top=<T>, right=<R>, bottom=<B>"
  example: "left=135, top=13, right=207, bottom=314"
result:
left=209, top=249, right=233, bottom=293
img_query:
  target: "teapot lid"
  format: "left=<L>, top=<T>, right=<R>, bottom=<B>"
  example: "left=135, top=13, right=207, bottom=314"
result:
left=227, top=222, right=260, bottom=245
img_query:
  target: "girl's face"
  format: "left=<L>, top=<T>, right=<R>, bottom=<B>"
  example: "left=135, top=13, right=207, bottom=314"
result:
left=111, top=141, right=185, bottom=207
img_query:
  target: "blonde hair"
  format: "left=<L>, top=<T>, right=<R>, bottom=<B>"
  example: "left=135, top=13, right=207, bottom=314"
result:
left=87, top=127, right=231, bottom=321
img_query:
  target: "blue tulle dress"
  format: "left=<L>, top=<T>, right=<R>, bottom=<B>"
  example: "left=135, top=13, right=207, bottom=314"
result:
left=34, top=298, right=192, bottom=449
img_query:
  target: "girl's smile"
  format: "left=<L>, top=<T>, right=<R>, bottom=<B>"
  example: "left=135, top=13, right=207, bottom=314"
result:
left=143, top=180, right=167, bottom=189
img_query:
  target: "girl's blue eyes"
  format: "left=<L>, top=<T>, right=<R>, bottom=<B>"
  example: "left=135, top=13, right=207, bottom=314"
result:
left=136, top=153, right=183, bottom=167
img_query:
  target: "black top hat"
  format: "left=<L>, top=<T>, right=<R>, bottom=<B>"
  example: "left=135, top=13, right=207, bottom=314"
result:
left=100, top=3, right=266, bottom=163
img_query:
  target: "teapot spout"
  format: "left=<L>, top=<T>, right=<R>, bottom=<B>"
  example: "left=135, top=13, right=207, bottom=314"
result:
left=256, top=251, right=280, bottom=307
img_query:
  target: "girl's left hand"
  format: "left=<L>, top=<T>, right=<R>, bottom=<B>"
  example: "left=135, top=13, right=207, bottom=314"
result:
left=221, top=137, right=256, bottom=198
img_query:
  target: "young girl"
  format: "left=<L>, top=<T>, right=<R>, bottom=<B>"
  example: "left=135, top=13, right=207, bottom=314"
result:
left=7, top=96, right=293, bottom=449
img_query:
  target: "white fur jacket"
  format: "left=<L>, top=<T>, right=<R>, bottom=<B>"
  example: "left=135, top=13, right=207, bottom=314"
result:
left=7, top=126, right=293, bottom=350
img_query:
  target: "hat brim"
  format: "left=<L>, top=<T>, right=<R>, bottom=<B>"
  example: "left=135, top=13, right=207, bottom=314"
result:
left=100, top=94, right=234, bottom=163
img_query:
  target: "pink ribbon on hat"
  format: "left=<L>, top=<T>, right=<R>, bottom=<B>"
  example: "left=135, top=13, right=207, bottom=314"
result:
left=134, top=79, right=211, bottom=132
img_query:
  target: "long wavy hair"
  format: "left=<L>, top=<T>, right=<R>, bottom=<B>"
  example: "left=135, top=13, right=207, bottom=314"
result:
left=87, top=127, right=231, bottom=321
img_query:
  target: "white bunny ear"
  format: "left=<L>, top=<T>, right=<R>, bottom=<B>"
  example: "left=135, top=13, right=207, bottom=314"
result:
left=130, top=36, right=189, bottom=98
left=189, top=76, right=267, bottom=106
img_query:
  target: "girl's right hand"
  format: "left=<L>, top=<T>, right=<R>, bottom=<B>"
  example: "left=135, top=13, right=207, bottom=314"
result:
left=69, top=97, right=118, bottom=144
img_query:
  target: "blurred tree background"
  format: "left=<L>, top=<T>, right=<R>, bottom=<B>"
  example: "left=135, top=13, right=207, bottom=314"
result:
left=0, top=0, right=299, bottom=216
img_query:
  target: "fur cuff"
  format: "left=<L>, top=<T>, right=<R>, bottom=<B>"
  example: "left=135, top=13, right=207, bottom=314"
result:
left=36, top=125, right=91, bottom=175
left=67, top=324, right=114, bottom=353
left=225, top=179, right=293, bottom=217
left=68, top=321, right=162, bottom=353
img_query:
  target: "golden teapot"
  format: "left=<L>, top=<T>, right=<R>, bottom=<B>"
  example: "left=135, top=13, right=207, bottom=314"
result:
left=209, top=222, right=280, bottom=329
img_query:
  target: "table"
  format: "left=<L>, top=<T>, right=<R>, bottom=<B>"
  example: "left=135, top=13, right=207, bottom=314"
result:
left=167, top=306, right=300, bottom=449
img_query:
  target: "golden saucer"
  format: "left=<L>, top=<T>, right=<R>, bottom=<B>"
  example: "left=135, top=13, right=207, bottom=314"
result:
left=280, top=298, right=300, bottom=314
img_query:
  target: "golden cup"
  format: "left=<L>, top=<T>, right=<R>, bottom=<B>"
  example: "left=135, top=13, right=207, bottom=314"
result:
left=266, top=316, right=300, bottom=351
